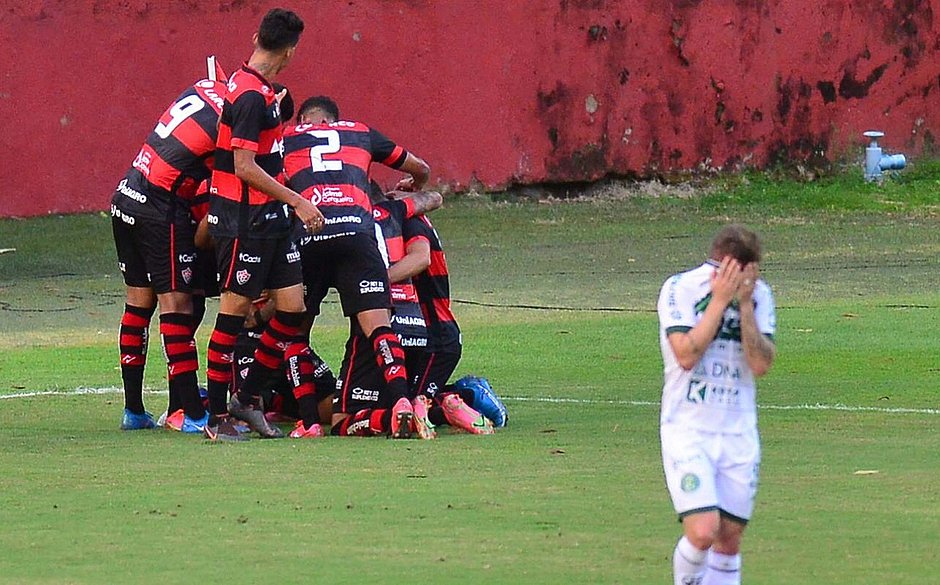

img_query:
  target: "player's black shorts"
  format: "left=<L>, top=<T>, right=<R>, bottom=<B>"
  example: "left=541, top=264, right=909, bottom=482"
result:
left=299, top=233, right=392, bottom=317
left=192, top=247, right=220, bottom=298
left=391, top=300, right=427, bottom=350
left=215, top=235, right=302, bottom=300
left=333, top=327, right=395, bottom=414
left=111, top=207, right=196, bottom=295
left=410, top=342, right=463, bottom=402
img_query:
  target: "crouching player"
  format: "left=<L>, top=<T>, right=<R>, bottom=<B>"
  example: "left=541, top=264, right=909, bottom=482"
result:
left=399, top=203, right=507, bottom=432
left=657, top=224, right=776, bottom=585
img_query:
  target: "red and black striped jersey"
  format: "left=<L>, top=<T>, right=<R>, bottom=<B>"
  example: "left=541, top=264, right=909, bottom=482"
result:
left=402, top=215, right=461, bottom=350
left=374, top=199, right=426, bottom=348
left=111, top=79, right=226, bottom=221
left=373, top=198, right=419, bottom=302
left=209, top=64, right=291, bottom=239
left=282, top=121, right=408, bottom=240
left=185, top=179, right=210, bottom=224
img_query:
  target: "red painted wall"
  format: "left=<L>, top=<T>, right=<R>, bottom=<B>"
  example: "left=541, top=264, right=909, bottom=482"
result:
left=2, top=1, right=939, bottom=217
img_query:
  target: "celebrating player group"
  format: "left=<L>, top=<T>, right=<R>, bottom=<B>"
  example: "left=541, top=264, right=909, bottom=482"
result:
left=109, top=7, right=508, bottom=442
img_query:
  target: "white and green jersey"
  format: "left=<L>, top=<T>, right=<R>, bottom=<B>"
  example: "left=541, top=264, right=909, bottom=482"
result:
left=657, top=261, right=776, bottom=434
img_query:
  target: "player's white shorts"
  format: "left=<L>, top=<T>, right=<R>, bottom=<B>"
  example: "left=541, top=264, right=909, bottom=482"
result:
left=661, top=423, right=761, bottom=523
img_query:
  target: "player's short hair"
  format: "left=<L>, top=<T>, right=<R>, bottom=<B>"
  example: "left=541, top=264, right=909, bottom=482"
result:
left=273, top=83, right=294, bottom=123
left=257, top=8, right=305, bottom=52
left=710, top=224, right=762, bottom=265
left=297, top=96, right=340, bottom=123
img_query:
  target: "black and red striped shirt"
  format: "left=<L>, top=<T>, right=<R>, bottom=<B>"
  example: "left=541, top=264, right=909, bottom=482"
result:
left=282, top=121, right=407, bottom=240
left=374, top=198, right=426, bottom=347
left=402, top=215, right=461, bottom=350
left=112, top=79, right=226, bottom=221
left=209, top=64, right=290, bottom=239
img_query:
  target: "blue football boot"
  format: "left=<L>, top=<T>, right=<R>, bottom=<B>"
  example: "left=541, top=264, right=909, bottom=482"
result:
left=120, top=408, right=156, bottom=430
left=455, top=375, right=508, bottom=427
left=181, top=411, right=209, bottom=434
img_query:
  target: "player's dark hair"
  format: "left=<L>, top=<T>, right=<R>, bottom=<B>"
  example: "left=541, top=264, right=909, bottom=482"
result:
left=297, top=95, right=340, bottom=123
left=710, top=224, right=762, bottom=265
left=257, top=8, right=305, bottom=52
left=273, top=83, right=294, bottom=123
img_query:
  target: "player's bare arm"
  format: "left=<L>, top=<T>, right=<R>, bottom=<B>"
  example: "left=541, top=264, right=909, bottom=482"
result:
left=385, top=189, right=443, bottom=215
left=388, top=238, right=431, bottom=284
left=394, top=153, right=431, bottom=191
left=737, top=263, right=776, bottom=376
left=668, top=256, right=742, bottom=370
left=232, top=147, right=324, bottom=232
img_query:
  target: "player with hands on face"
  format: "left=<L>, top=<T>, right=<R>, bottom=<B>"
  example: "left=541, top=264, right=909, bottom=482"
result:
left=657, top=224, right=776, bottom=585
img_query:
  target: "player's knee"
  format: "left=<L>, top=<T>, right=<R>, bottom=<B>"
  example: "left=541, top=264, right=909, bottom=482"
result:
left=684, top=517, right=719, bottom=550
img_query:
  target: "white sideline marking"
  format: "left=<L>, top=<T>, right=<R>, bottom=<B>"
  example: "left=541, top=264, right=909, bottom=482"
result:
left=505, top=396, right=940, bottom=415
left=0, top=387, right=165, bottom=400
left=0, top=387, right=936, bottom=415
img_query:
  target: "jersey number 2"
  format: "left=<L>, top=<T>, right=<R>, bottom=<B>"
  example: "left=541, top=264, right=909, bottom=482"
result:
left=308, top=130, right=343, bottom=172
left=155, top=95, right=205, bottom=139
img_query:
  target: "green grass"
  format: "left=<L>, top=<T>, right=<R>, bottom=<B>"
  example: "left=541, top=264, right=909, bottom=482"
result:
left=0, top=167, right=938, bottom=583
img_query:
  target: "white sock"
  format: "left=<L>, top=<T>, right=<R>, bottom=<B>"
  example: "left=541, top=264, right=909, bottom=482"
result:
left=702, top=550, right=741, bottom=585
left=673, top=536, right=708, bottom=585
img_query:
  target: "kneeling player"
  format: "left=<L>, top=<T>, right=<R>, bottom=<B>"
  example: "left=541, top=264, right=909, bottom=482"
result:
left=398, top=199, right=507, bottom=431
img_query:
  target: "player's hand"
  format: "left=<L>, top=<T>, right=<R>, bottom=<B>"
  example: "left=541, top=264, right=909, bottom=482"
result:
left=294, top=197, right=325, bottom=234
left=395, top=177, right=416, bottom=192
left=737, top=263, right=759, bottom=303
left=710, top=256, right=742, bottom=306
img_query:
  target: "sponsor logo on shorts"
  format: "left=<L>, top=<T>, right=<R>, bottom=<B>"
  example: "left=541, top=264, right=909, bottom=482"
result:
left=285, top=247, right=301, bottom=263
left=237, top=356, right=254, bottom=366
left=206, top=214, right=219, bottom=225
left=350, top=387, right=380, bottom=402
left=680, top=473, right=700, bottom=493
left=111, top=204, right=136, bottom=225
left=400, top=337, right=427, bottom=347
left=238, top=253, right=261, bottom=264
left=360, top=280, right=385, bottom=294
left=118, top=262, right=126, bottom=273
left=180, top=267, right=192, bottom=284
left=288, top=356, right=301, bottom=387
left=239, top=367, right=250, bottom=380
left=392, top=314, right=426, bottom=327
left=236, top=269, right=251, bottom=286
left=117, top=179, right=147, bottom=203
left=425, top=382, right=439, bottom=397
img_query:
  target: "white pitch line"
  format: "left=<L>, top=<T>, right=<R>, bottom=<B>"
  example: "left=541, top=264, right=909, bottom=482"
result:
left=0, top=387, right=165, bottom=400
left=0, top=387, right=936, bottom=415
left=505, top=396, right=940, bottom=415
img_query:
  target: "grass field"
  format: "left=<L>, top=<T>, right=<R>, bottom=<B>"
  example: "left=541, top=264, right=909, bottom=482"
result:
left=0, top=165, right=938, bottom=584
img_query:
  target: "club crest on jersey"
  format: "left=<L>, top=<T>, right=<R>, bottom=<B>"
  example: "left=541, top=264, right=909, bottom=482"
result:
left=236, top=269, right=251, bottom=286
left=181, top=267, right=192, bottom=284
